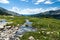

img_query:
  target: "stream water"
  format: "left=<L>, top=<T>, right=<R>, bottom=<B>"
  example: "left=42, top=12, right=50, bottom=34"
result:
left=16, top=19, right=36, bottom=36
left=0, top=19, right=36, bottom=40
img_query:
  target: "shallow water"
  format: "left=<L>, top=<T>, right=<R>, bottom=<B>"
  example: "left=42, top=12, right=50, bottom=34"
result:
left=16, top=26, right=36, bottom=35
left=16, top=19, right=36, bottom=35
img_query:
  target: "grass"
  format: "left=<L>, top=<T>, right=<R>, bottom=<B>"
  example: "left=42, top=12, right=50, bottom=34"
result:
left=0, top=15, right=60, bottom=40
left=20, top=17, right=60, bottom=40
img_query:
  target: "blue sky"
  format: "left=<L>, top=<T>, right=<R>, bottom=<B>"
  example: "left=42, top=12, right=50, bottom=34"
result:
left=0, top=0, right=60, bottom=15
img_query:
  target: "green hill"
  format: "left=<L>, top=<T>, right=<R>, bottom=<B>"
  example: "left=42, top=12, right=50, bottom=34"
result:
left=0, top=7, right=20, bottom=16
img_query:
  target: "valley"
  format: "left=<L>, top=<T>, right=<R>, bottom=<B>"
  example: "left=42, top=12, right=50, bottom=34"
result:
left=0, top=15, right=60, bottom=40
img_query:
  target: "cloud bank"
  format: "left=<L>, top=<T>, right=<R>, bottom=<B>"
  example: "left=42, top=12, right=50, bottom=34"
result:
left=20, top=0, right=57, bottom=5
left=9, top=7, right=59, bottom=15
left=0, top=0, right=9, bottom=4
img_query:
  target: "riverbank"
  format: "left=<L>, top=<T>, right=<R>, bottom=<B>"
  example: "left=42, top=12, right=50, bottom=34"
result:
left=0, top=16, right=60, bottom=40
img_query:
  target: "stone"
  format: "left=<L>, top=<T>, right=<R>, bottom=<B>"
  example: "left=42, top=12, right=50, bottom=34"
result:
left=28, top=36, right=35, bottom=40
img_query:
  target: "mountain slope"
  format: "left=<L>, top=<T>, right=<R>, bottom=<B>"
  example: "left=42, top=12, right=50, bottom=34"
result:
left=0, top=7, right=20, bottom=16
left=31, top=9, right=60, bottom=18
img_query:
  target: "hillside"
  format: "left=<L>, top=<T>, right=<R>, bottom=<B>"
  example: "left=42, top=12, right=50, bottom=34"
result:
left=0, top=7, right=20, bottom=16
left=31, top=9, right=60, bottom=18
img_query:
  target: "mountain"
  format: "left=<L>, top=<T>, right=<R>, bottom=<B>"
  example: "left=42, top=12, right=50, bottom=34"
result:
left=0, top=7, right=20, bottom=16
left=30, top=9, right=60, bottom=18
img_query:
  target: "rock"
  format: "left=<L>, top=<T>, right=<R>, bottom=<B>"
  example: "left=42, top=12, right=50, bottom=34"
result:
left=28, top=36, right=35, bottom=40
left=46, top=32, right=50, bottom=34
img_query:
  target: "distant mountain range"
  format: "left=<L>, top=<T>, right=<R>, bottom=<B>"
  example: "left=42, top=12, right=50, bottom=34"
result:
left=0, top=7, right=60, bottom=18
left=0, top=7, right=20, bottom=16
left=30, top=9, right=60, bottom=18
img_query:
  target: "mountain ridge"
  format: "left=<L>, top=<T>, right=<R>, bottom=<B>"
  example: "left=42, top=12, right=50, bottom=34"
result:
left=0, top=7, right=60, bottom=19
left=30, top=9, right=60, bottom=18
left=0, top=7, right=20, bottom=16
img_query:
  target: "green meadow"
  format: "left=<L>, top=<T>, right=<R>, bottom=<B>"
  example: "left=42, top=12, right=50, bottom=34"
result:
left=0, top=15, right=60, bottom=40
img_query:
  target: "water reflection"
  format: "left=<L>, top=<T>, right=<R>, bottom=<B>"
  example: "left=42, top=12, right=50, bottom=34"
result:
left=16, top=19, right=36, bottom=35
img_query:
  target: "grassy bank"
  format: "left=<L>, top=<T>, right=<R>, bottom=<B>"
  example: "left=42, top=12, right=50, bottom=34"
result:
left=0, top=15, right=60, bottom=40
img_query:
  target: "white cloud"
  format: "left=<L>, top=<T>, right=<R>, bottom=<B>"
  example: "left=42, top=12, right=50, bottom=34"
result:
left=0, top=0, right=9, bottom=4
left=20, top=0, right=55, bottom=5
left=44, top=7, right=59, bottom=11
left=34, top=0, right=45, bottom=5
left=20, top=0, right=26, bottom=1
left=20, top=0, right=28, bottom=2
left=9, top=7, right=59, bottom=15
left=20, top=8, right=43, bottom=14
left=9, top=7, right=21, bottom=13
left=44, top=0, right=54, bottom=4
left=9, top=7, right=43, bottom=15
left=34, top=0, right=55, bottom=5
